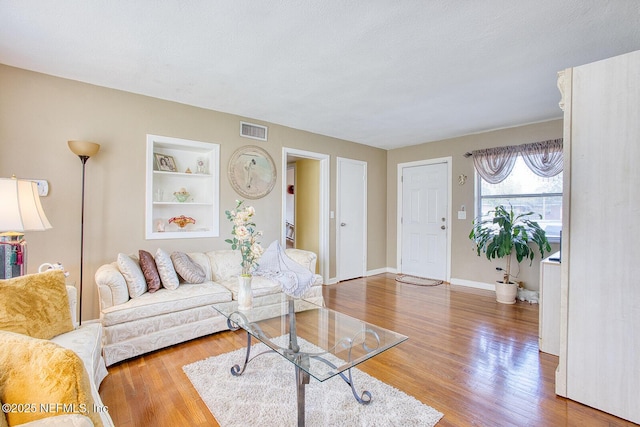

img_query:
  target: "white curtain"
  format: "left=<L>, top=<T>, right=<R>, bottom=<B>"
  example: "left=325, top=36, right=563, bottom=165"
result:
left=520, top=138, right=563, bottom=178
left=472, top=146, right=519, bottom=184
left=472, top=138, right=563, bottom=183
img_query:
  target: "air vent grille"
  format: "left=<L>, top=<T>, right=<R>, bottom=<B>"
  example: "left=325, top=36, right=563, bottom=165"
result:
left=240, top=121, right=268, bottom=141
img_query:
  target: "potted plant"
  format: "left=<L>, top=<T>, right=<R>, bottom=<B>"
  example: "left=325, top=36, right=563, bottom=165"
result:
left=469, top=204, right=551, bottom=304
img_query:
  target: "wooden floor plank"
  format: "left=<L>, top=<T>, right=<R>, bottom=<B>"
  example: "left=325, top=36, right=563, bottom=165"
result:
left=99, top=274, right=636, bottom=426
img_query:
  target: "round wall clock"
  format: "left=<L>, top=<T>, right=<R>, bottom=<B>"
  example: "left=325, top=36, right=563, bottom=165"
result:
left=228, top=145, right=277, bottom=199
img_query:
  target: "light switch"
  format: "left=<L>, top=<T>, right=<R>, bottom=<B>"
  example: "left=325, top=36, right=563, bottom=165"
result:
left=458, top=210, right=467, bottom=220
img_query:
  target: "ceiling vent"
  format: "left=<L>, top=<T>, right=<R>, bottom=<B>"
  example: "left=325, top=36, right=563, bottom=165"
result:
left=240, top=121, right=268, bottom=141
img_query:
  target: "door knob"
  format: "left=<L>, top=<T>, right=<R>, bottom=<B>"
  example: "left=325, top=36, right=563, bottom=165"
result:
left=441, top=225, right=446, bottom=230
left=341, top=222, right=346, bottom=226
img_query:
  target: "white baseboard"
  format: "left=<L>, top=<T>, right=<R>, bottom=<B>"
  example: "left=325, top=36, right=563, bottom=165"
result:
left=367, top=267, right=393, bottom=276
left=327, top=271, right=495, bottom=292
left=326, top=267, right=395, bottom=285
left=449, top=277, right=495, bottom=291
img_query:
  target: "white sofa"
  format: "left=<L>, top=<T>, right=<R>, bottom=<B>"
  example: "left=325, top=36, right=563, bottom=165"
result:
left=44, top=286, right=113, bottom=427
left=0, top=284, right=113, bottom=427
left=95, top=248, right=324, bottom=367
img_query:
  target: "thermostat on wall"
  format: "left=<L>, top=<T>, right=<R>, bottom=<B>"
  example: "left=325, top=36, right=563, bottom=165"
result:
left=27, top=179, right=49, bottom=196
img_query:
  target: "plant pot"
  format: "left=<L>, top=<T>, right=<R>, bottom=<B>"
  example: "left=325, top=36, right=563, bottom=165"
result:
left=238, top=275, right=253, bottom=311
left=495, top=281, right=518, bottom=304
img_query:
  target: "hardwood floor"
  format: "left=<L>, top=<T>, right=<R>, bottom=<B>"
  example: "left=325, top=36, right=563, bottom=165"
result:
left=99, top=274, right=636, bottom=426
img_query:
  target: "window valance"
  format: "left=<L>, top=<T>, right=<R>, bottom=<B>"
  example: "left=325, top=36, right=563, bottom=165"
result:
left=472, top=138, right=563, bottom=184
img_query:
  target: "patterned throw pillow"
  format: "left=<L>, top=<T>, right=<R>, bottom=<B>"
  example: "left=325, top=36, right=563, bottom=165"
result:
left=139, top=250, right=161, bottom=292
left=171, top=251, right=206, bottom=283
left=155, top=248, right=180, bottom=290
left=116, top=253, right=147, bottom=298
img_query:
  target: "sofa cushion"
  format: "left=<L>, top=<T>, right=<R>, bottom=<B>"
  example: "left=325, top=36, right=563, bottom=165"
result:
left=206, top=250, right=242, bottom=281
left=0, top=270, right=73, bottom=340
left=0, top=330, right=103, bottom=427
left=186, top=252, right=212, bottom=281
left=218, top=275, right=283, bottom=299
left=171, top=252, right=206, bottom=283
left=139, top=250, right=161, bottom=292
left=101, top=282, right=232, bottom=327
left=103, top=304, right=222, bottom=344
left=155, top=248, right=179, bottom=290
left=285, top=248, right=317, bottom=273
left=51, top=323, right=108, bottom=390
left=95, top=263, right=130, bottom=307
left=117, top=253, right=147, bottom=298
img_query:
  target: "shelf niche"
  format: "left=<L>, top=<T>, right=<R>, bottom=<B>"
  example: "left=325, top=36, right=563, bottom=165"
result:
left=145, top=134, right=220, bottom=239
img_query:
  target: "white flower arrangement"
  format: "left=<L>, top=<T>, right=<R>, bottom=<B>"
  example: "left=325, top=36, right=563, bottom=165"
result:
left=225, top=200, right=264, bottom=276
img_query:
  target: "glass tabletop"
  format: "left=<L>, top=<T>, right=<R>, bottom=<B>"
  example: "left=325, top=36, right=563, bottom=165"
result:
left=213, top=297, right=408, bottom=382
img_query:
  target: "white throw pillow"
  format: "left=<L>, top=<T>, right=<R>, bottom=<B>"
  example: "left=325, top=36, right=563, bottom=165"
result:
left=155, top=248, right=179, bottom=290
left=117, top=253, right=147, bottom=298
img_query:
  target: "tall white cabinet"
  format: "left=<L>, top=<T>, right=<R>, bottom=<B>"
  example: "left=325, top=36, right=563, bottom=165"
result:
left=556, top=50, right=640, bottom=423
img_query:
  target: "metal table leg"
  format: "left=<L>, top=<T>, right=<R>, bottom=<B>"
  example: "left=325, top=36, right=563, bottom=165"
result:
left=295, top=361, right=310, bottom=427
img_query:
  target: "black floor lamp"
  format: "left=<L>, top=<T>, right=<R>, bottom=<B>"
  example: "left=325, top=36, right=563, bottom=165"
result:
left=68, top=140, right=100, bottom=326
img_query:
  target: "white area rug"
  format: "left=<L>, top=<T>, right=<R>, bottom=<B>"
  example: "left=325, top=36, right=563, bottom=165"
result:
left=183, top=337, right=443, bottom=426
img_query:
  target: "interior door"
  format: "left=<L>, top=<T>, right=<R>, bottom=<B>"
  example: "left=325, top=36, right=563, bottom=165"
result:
left=401, top=162, right=448, bottom=280
left=337, top=157, right=366, bottom=281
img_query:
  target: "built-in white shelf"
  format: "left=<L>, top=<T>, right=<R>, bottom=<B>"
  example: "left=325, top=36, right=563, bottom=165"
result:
left=145, top=134, right=220, bottom=240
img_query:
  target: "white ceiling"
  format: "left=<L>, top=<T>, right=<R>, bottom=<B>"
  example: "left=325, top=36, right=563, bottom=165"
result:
left=1, top=1, right=639, bottom=150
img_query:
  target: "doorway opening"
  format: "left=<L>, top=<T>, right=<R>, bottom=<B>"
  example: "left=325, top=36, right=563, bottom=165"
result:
left=282, top=148, right=329, bottom=283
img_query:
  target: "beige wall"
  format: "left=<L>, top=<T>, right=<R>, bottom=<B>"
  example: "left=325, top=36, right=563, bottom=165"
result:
left=294, top=158, right=319, bottom=264
left=0, top=65, right=387, bottom=320
left=0, top=64, right=563, bottom=320
left=387, top=120, right=563, bottom=290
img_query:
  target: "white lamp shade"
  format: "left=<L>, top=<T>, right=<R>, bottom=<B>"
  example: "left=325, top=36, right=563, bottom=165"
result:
left=0, top=178, right=52, bottom=232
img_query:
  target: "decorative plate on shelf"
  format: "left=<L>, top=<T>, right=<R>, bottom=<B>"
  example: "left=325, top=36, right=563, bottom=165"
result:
left=228, top=146, right=276, bottom=199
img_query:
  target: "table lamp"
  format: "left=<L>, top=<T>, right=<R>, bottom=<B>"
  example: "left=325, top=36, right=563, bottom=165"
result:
left=0, top=176, right=53, bottom=278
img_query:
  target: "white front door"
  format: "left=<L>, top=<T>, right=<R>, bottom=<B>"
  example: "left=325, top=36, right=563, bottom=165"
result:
left=337, top=157, right=367, bottom=281
left=400, top=161, right=448, bottom=280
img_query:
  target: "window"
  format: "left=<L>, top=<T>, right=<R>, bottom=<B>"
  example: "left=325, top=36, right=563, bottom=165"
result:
left=476, top=155, right=562, bottom=241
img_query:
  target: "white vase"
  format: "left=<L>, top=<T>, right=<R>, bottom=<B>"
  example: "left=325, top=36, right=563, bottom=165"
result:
left=238, top=275, right=253, bottom=311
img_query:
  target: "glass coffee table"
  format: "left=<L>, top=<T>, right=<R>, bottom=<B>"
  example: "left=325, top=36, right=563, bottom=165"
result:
left=213, top=296, right=408, bottom=427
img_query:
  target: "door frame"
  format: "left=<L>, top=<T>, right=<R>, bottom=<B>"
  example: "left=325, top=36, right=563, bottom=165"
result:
left=336, top=157, right=367, bottom=281
left=282, top=147, right=330, bottom=283
left=396, top=156, right=452, bottom=281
